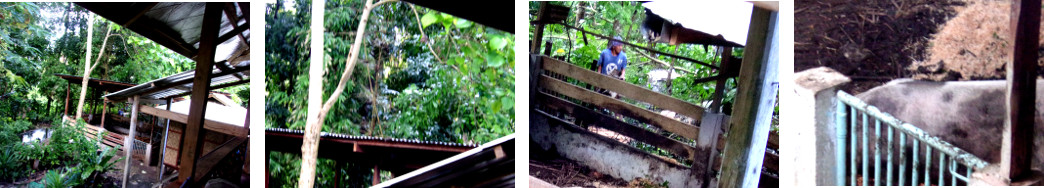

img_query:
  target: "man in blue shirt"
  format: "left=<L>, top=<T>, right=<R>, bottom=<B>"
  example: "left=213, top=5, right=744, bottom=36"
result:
left=597, top=37, right=628, bottom=80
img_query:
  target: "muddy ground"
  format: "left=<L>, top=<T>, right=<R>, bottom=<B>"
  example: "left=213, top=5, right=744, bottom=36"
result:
left=796, top=0, right=1044, bottom=93
left=796, top=0, right=963, bottom=93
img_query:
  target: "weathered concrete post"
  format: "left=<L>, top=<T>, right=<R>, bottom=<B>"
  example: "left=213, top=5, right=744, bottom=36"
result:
left=790, top=67, right=849, bottom=186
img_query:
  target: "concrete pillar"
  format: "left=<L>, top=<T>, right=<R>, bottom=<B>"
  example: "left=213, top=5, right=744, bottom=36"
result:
left=790, top=67, right=849, bottom=186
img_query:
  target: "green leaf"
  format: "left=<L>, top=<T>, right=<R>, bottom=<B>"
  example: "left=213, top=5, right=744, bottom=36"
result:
left=485, top=52, right=504, bottom=67
left=501, top=96, right=514, bottom=111
left=488, top=36, right=508, bottom=50
left=421, top=12, right=438, bottom=28
left=454, top=19, right=472, bottom=28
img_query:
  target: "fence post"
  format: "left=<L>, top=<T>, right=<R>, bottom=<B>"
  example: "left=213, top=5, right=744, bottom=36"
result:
left=791, top=67, right=849, bottom=186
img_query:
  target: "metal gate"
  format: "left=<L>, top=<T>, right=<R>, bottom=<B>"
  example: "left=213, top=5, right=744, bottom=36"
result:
left=835, top=91, right=989, bottom=186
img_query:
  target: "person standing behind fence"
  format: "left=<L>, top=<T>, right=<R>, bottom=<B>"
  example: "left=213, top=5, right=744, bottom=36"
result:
left=596, top=37, right=628, bottom=99
left=598, top=37, right=628, bottom=80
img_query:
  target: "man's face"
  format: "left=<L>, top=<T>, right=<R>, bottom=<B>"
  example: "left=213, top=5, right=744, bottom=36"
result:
left=612, top=45, right=623, bottom=54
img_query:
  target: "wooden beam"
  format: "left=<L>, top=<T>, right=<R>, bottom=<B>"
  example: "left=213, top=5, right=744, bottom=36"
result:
left=121, top=96, right=139, bottom=188
left=138, top=105, right=247, bottom=137
left=540, top=56, right=707, bottom=121
left=631, top=50, right=697, bottom=75
left=179, top=3, right=223, bottom=183
left=536, top=92, right=698, bottom=161
left=718, top=7, right=778, bottom=188
left=531, top=2, right=548, bottom=54
left=193, top=136, right=246, bottom=178
left=216, top=22, right=249, bottom=45
left=222, top=2, right=248, bottom=44
left=210, top=93, right=239, bottom=107
left=560, top=24, right=720, bottom=70
left=1004, top=0, right=1040, bottom=180
left=539, top=75, right=701, bottom=141
left=709, top=47, right=732, bottom=113
left=121, top=2, right=159, bottom=26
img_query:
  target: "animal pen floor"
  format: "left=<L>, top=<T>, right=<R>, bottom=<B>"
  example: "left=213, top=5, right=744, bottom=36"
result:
left=106, top=159, right=163, bottom=188
left=795, top=0, right=1044, bottom=94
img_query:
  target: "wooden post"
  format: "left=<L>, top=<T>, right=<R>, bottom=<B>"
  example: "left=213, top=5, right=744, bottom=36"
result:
left=372, top=164, right=381, bottom=185
left=709, top=47, right=732, bottom=112
left=121, top=95, right=139, bottom=188
left=64, top=83, right=70, bottom=117
left=1004, top=0, right=1040, bottom=181
left=718, top=6, right=777, bottom=188
left=531, top=2, right=548, bottom=54
left=101, top=101, right=107, bottom=127
left=696, top=112, right=726, bottom=187
left=178, top=2, right=223, bottom=183
left=159, top=98, right=171, bottom=180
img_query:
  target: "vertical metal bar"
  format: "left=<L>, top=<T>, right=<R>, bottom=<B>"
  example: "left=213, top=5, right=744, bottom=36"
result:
left=938, top=153, right=945, bottom=186
left=966, top=167, right=971, bottom=185
left=862, top=111, right=868, bottom=185
left=912, top=139, right=919, bottom=186
left=836, top=100, right=848, bottom=185
left=850, top=106, right=857, bottom=185
left=925, top=147, right=932, bottom=185
left=899, top=133, right=906, bottom=186
left=874, top=118, right=881, bottom=186
left=887, top=126, right=893, bottom=186
left=951, top=161, right=956, bottom=185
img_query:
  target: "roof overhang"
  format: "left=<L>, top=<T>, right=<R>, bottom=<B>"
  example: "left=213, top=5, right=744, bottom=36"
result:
left=55, top=74, right=137, bottom=93
left=76, top=2, right=250, bottom=64
left=373, top=134, right=515, bottom=187
left=103, top=62, right=248, bottom=101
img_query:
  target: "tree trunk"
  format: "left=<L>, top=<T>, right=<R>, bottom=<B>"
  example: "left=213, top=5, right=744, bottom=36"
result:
left=75, top=15, right=94, bottom=120
left=299, top=0, right=398, bottom=187
left=76, top=16, right=112, bottom=120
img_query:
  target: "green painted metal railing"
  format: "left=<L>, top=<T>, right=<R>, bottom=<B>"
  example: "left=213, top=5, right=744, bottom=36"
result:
left=835, top=90, right=989, bottom=186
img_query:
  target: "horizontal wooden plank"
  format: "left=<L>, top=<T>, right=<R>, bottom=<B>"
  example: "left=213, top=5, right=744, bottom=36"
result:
left=536, top=92, right=698, bottom=161
left=541, top=56, right=707, bottom=121
left=139, top=105, right=248, bottom=137
left=539, top=75, right=701, bottom=141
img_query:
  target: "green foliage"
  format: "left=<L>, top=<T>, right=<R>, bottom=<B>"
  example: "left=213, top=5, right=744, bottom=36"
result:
left=76, top=147, right=120, bottom=185
left=0, top=149, right=24, bottom=182
left=266, top=0, right=514, bottom=186
left=29, top=167, right=81, bottom=188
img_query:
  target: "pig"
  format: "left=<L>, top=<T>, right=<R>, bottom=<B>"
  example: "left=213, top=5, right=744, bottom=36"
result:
left=848, top=78, right=1044, bottom=185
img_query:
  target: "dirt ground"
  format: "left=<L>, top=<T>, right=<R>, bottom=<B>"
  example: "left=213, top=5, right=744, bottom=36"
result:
left=796, top=0, right=964, bottom=93
left=529, top=158, right=636, bottom=188
left=797, top=0, right=1044, bottom=93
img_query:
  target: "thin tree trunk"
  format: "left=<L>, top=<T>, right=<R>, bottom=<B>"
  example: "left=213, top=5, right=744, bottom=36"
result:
left=299, top=0, right=398, bottom=187
left=75, top=15, right=94, bottom=120
left=76, top=16, right=112, bottom=120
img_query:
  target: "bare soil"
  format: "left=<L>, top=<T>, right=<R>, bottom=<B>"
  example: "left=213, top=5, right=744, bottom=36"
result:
left=796, top=0, right=964, bottom=93
left=529, top=158, right=629, bottom=188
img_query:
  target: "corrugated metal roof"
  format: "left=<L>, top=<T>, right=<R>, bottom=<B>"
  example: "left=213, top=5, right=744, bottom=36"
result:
left=103, top=62, right=248, bottom=101
left=265, top=127, right=479, bottom=148
left=77, top=2, right=249, bottom=64
left=373, top=134, right=515, bottom=187
left=55, top=74, right=137, bottom=93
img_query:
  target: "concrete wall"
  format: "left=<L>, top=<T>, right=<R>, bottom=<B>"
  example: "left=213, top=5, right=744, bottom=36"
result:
left=531, top=112, right=701, bottom=187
